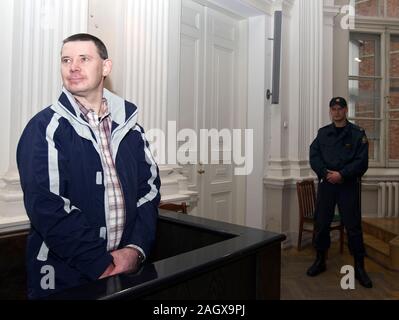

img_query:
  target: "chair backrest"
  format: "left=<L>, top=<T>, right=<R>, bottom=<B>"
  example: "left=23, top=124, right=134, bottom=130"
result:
left=159, top=202, right=188, bottom=214
left=296, top=179, right=316, bottom=219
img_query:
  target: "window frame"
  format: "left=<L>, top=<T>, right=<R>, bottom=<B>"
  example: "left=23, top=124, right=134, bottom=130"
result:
left=354, top=0, right=399, bottom=19
left=351, top=15, right=399, bottom=167
left=386, top=30, right=399, bottom=167
left=348, top=29, right=385, bottom=167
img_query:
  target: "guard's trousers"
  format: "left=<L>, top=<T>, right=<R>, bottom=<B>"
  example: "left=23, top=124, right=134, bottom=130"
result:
left=314, top=178, right=366, bottom=258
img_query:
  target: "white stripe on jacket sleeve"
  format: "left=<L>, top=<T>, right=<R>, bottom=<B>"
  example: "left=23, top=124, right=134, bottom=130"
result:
left=37, top=113, right=62, bottom=262
left=38, top=113, right=80, bottom=262
left=46, top=113, right=80, bottom=213
left=134, top=126, right=159, bottom=208
left=46, top=113, right=62, bottom=194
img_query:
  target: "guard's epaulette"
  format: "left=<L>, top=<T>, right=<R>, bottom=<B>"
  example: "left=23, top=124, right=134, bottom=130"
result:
left=350, top=122, right=364, bottom=132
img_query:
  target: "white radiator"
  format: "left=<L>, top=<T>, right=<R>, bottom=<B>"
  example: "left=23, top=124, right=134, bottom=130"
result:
left=378, top=182, right=399, bottom=218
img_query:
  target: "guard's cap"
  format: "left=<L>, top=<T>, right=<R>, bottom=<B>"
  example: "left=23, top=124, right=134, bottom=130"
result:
left=329, top=97, right=347, bottom=108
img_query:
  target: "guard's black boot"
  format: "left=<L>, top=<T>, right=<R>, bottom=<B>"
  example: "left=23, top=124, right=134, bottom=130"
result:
left=355, top=256, right=373, bottom=288
left=306, top=251, right=326, bottom=277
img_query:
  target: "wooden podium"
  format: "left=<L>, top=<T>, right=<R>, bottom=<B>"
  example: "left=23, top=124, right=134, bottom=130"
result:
left=1, top=211, right=285, bottom=300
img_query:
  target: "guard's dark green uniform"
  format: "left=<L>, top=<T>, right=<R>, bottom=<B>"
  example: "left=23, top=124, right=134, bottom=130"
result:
left=309, top=121, right=368, bottom=258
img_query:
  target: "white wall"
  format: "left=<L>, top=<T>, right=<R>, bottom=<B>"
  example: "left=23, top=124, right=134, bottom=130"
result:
left=0, top=0, right=13, bottom=181
left=245, top=15, right=268, bottom=229
left=0, top=0, right=253, bottom=232
left=263, top=0, right=340, bottom=245
left=333, top=0, right=350, bottom=98
left=0, top=0, right=173, bottom=232
left=88, top=0, right=170, bottom=134
left=263, top=0, right=395, bottom=247
left=3, top=0, right=385, bottom=239
left=0, top=0, right=89, bottom=232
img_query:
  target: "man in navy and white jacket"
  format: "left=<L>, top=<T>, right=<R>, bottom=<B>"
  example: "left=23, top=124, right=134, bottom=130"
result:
left=17, top=33, right=161, bottom=299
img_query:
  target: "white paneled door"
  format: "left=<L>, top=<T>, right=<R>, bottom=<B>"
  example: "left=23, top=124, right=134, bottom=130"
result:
left=179, top=0, right=246, bottom=225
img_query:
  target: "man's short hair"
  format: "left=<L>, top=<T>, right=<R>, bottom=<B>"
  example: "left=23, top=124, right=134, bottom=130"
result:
left=62, top=33, right=108, bottom=60
left=329, top=97, right=347, bottom=108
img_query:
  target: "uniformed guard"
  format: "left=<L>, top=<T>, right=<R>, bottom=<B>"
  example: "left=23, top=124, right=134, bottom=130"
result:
left=307, top=96, right=372, bottom=288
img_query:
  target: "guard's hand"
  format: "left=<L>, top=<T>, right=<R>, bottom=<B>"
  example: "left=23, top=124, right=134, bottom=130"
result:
left=326, top=170, right=343, bottom=184
left=108, top=247, right=140, bottom=276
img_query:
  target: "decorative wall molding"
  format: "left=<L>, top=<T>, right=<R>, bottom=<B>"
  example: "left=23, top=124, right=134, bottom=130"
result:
left=0, top=171, right=23, bottom=202
left=119, top=0, right=170, bottom=134
left=363, top=168, right=399, bottom=182
left=0, top=217, right=30, bottom=234
left=166, top=0, right=182, bottom=125
left=193, top=0, right=265, bottom=19
left=246, top=14, right=268, bottom=229
left=11, top=0, right=88, bottom=139
left=263, top=177, right=304, bottom=189
left=298, top=0, right=324, bottom=152
left=0, top=0, right=89, bottom=225
left=267, top=0, right=325, bottom=180
left=267, top=159, right=292, bottom=178
left=322, top=1, right=338, bottom=125
left=277, top=0, right=295, bottom=17
left=323, top=4, right=340, bottom=27
left=355, top=17, right=399, bottom=29
left=244, top=0, right=273, bottom=15
left=266, top=2, right=293, bottom=178
left=264, top=0, right=331, bottom=237
left=0, top=0, right=191, bottom=232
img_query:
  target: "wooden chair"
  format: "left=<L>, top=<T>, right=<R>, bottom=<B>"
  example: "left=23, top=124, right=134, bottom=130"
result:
left=158, top=201, right=188, bottom=214
left=296, top=179, right=344, bottom=253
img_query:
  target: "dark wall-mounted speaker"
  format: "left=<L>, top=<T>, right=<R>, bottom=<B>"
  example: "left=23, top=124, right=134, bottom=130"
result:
left=271, top=11, right=282, bottom=105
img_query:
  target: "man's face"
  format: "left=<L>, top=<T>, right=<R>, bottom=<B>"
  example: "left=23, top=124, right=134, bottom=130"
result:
left=330, top=105, right=348, bottom=122
left=61, top=41, right=111, bottom=97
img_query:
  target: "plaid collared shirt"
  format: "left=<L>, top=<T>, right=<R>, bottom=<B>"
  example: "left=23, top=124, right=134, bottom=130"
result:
left=76, top=98, right=125, bottom=251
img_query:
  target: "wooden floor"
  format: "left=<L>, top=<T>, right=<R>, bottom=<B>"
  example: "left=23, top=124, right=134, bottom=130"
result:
left=281, top=241, right=399, bottom=300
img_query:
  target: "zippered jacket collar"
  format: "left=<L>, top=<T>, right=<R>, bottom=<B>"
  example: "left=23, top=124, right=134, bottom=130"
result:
left=53, top=87, right=138, bottom=131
